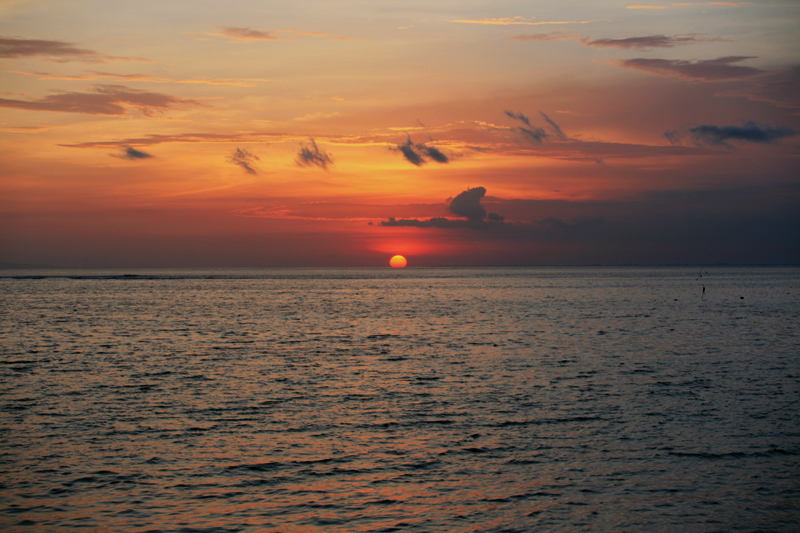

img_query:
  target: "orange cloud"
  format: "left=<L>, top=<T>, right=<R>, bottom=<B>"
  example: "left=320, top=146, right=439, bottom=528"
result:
left=0, top=84, right=205, bottom=116
left=0, top=37, right=150, bottom=63
left=453, top=17, right=595, bottom=25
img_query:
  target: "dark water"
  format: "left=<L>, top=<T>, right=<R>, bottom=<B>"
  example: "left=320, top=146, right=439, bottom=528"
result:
left=1, top=267, right=798, bottom=532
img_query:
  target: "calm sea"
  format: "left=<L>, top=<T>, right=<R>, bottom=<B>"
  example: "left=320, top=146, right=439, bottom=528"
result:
left=1, top=267, right=798, bottom=532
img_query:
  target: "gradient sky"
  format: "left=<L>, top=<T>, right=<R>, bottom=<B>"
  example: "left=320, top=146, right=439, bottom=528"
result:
left=1, top=0, right=798, bottom=267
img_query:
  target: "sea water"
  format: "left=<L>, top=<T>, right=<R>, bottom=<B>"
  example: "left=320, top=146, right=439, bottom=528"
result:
left=1, top=267, right=798, bottom=532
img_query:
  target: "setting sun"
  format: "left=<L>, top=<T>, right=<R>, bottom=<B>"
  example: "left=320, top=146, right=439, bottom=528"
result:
left=389, top=255, right=408, bottom=268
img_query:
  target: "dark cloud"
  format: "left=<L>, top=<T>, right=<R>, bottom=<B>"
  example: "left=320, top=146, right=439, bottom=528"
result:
left=449, top=187, right=488, bottom=220
left=295, top=138, right=333, bottom=169
left=614, top=56, right=765, bottom=81
left=504, top=110, right=531, bottom=126
left=379, top=216, right=506, bottom=229
left=718, top=65, right=800, bottom=110
left=540, top=112, right=567, bottom=140
left=381, top=186, right=504, bottom=228
left=582, top=34, right=722, bottom=49
left=227, top=148, right=260, bottom=174
left=111, top=146, right=153, bottom=160
left=419, top=144, right=449, bottom=163
left=664, top=130, right=683, bottom=145
left=536, top=216, right=604, bottom=230
left=0, top=84, right=203, bottom=116
left=689, top=121, right=797, bottom=147
left=380, top=217, right=473, bottom=228
left=397, top=137, right=425, bottom=166
left=504, top=110, right=548, bottom=142
left=393, top=135, right=449, bottom=166
left=0, top=37, right=145, bottom=63
left=378, top=184, right=800, bottom=266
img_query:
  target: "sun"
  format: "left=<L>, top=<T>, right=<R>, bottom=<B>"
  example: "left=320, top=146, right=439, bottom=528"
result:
left=389, top=255, right=408, bottom=268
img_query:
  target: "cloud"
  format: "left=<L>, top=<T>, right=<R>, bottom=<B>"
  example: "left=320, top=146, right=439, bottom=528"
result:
left=0, top=37, right=147, bottom=63
left=295, top=138, right=333, bottom=169
left=227, top=148, right=260, bottom=174
left=683, top=121, right=797, bottom=147
left=582, top=34, right=724, bottom=49
left=717, top=65, right=800, bottom=110
left=2, top=66, right=269, bottom=86
left=614, top=56, right=765, bottom=81
left=381, top=186, right=504, bottom=228
left=449, top=187, right=488, bottom=220
left=0, top=84, right=204, bottom=116
left=111, top=146, right=154, bottom=160
left=393, top=135, right=449, bottom=166
left=665, top=2, right=753, bottom=5
left=396, top=136, right=425, bottom=166
left=215, top=27, right=278, bottom=41
left=380, top=217, right=470, bottom=228
left=453, top=17, right=594, bottom=26
left=419, top=144, right=449, bottom=163
left=509, top=32, right=577, bottom=42
left=511, top=32, right=726, bottom=50
left=540, top=112, right=567, bottom=140
left=537, top=216, right=604, bottom=229
left=626, top=5, right=667, bottom=8
left=212, top=27, right=356, bottom=42
left=505, top=110, right=548, bottom=142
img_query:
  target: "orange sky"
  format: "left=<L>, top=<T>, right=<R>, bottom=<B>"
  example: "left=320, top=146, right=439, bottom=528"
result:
left=1, top=1, right=798, bottom=267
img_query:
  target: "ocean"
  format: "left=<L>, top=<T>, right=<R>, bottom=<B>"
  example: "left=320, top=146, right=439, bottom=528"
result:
left=1, top=267, right=798, bottom=532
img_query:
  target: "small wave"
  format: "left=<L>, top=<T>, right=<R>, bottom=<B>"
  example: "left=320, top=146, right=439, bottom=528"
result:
left=668, top=448, right=796, bottom=459
left=493, top=416, right=603, bottom=427
left=225, top=461, right=285, bottom=472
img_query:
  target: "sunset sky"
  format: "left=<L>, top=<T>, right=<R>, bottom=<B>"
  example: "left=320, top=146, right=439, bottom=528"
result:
left=1, top=0, right=798, bottom=267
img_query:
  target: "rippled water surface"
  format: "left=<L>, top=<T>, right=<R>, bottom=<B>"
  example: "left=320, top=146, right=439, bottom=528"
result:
left=1, top=267, right=798, bottom=532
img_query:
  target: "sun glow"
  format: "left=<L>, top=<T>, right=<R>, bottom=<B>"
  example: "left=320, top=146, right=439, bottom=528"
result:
left=389, top=255, right=408, bottom=268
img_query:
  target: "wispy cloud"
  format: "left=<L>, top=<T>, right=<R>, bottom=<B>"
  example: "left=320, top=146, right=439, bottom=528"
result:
left=227, top=148, right=260, bottom=174
left=0, top=84, right=204, bottom=116
left=295, top=138, right=333, bottom=170
left=0, top=125, right=58, bottom=133
left=111, top=146, right=154, bottom=160
left=674, top=2, right=752, bottom=5
left=666, top=121, right=797, bottom=148
left=61, top=132, right=304, bottom=149
left=0, top=37, right=148, bottom=63
left=629, top=2, right=752, bottom=8
left=212, top=27, right=356, bottom=42
left=509, top=32, right=578, bottom=42
left=511, top=32, right=726, bottom=50
left=614, top=56, right=764, bottom=81
left=540, top=112, right=567, bottom=140
left=214, top=27, right=278, bottom=41
left=716, top=65, right=800, bottom=110
left=2, top=67, right=269, bottom=86
left=505, top=110, right=548, bottom=143
left=582, top=34, right=725, bottom=49
left=453, top=17, right=594, bottom=26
